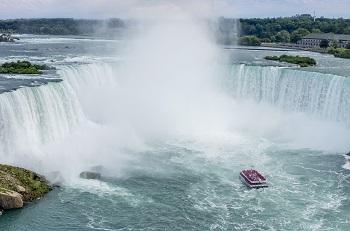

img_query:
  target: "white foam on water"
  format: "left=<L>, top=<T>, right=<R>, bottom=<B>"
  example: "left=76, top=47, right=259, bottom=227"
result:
left=1, top=9, right=350, bottom=181
left=342, top=155, right=350, bottom=170
left=0, top=5, right=349, bottom=231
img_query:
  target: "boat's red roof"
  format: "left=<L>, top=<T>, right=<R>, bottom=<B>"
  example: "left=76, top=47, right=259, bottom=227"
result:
left=240, top=169, right=266, bottom=183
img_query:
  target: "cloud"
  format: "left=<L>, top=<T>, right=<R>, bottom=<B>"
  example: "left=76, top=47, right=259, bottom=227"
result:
left=229, top=0, right=350, bottom=18
left=0, top=0, right=349, bottom=19
left=0, top=0, right=216, bottom=19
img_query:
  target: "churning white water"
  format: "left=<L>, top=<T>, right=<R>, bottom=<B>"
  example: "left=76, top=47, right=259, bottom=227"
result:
left=1, top=62, right=350, bottom=179
left=0, top=14, right=350, bottom=182
left=1, top=20, right=350, bottom=231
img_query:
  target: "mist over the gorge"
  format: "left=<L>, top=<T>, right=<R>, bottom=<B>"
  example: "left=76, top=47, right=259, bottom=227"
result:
left=2, top=8, right=349, bottom=180
left=1, top=1, right=350, bottom=230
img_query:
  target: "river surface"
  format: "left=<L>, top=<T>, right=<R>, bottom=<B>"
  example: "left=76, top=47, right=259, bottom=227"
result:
left=0, top=34, right=350, bottom=231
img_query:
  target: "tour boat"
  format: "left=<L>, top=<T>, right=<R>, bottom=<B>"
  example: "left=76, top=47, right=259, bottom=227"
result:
left=240, top=169, right=268, bottom=189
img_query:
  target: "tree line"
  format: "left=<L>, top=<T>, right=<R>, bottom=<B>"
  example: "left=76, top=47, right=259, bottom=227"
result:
left=1, top=16, right=350, bottom=45
left=0, top=18, right=125, bottom=35
left=218, top=15, right=350, bottom=45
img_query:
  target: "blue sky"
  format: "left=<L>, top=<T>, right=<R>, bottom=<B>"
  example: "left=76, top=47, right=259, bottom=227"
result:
left=0, top=0, right=349, bottom=19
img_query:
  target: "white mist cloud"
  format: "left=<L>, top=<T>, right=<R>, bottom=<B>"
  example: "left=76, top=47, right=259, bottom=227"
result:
left=0, top=0, right=350, bottom=19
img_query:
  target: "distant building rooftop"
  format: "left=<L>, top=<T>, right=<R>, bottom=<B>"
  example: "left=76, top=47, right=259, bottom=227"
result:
left=303, top=33, right=350, bottom=41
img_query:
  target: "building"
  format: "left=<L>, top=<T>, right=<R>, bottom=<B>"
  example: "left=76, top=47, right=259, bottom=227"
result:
left=298, top=33, right=350, bottom=48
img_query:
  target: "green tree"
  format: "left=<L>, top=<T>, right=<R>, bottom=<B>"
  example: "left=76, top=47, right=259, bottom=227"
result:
left=331, top=40, right=339, bottom=48
left=319, top=39, right=329, bottom=48
left=239, top=36, right=261, bottom=46
left=291, top=28, right=310, bottom=43
left=344, top=27, right=350, bottom=34
left=238, top=16, right=350, bottom=45
left=312, top=29, right=322, bottom=33
left=275, top=30, right=291, bottom=43
left=255, top=24, right=264, bottom=37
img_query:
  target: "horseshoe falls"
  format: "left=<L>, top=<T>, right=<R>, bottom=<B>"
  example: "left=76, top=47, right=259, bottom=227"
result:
left=0, top=76, right=85, bottom=164
left=229, top=64, right=350, bottom=124
left=1, top=30, right=350, bottom=231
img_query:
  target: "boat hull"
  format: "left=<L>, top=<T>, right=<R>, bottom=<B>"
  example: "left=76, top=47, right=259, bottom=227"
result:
left=239, top=175, right=268, bottom=189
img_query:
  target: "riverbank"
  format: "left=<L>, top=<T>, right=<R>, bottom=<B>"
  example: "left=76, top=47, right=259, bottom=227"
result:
left=262, top=42, right=350, bottom=59
left=0, top=164, right=52, bottom=213
left=262, top=42, right=327, bottom=53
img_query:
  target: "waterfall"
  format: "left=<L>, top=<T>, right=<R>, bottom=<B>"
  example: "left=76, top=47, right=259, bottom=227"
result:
left=0, top=78, right=85, bottom=157
left=59, top=63, right=117, bottom=93
left=228, top=64, right=350, bottom=124
left=0, top=62, right=116, bottom=152
left=0, top=63, right=116, bottom=163
left=0, top=62, right=127, bottom=173
left=1, top=61, right=349, bottom=169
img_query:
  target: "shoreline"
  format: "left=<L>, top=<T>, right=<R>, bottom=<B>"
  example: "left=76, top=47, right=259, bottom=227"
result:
left=261, top=42, right=331, bottom=54
left=0, top=164, right=52, bottom=213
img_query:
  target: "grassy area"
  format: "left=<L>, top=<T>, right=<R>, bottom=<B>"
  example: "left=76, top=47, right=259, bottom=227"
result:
left=265, top=55, right=316, bottom=67
left=0, top=164, right=52, bottom=202
left=0, top=60, right=53, bottom=74
left=327, top=48, right=350, bottom=59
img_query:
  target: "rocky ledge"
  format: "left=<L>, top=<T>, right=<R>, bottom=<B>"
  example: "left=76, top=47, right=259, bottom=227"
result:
left=0, top=33, right=19, bottom=42
left=0, top=164, right=52, bottom=212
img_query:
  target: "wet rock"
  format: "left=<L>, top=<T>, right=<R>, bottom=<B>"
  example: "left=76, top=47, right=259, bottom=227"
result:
left=346, top=151, right=350, bottom=156
left=0, top=164, right=52, bottom=205
left=0, top=189, right=23, bottom=209
left=16, top=185, right=26, bottom=193
left=0, top=33, right=17, bottom=42
left=79, top=171, right=101, bottom=180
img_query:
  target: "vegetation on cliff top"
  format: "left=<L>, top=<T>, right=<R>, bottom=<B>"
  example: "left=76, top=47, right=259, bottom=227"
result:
left=327, top=47, right=350, bottom=59
left=0, top=60, right=54, bottom=74
left=265, top=55, right=317, bottom=67
left=239, top=15, right=350, bottom=43
left=217, top=15, right=350, bottom=46
left=0, top=18, right=125, bottom=35
left=0, top=164, right=52, bottom=203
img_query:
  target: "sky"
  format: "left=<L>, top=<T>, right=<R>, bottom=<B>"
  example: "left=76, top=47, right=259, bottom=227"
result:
left=0, top=0, right=350, bottom=19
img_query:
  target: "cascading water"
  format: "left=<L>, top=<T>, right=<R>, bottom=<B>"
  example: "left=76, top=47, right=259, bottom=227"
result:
left=228, top=64, right=350, bottom=125
left=1, top=60, right=350, bottom=173
left=0, top=77, right=85, bottom=165
left=1, top=40, right=350, bottom=231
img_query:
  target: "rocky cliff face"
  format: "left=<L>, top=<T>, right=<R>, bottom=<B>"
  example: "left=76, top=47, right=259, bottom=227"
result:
left=0, top=164, right=52, bottom=211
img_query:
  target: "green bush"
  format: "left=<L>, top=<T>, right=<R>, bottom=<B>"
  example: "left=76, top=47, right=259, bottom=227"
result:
left=327, top=47, right=337, bottom=55
left=319, top=39, right=329, bottom=48
left=290, top=28, right=310, bottom=43
left=265, top=55, right=316, bottom=67
left=239, top=36, right=261, bottom=46
left=327, top=48, right=350, bottom=59
left=275, top=30, right=291, bottom=43
left=0, top=60, right=54, bottom=74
